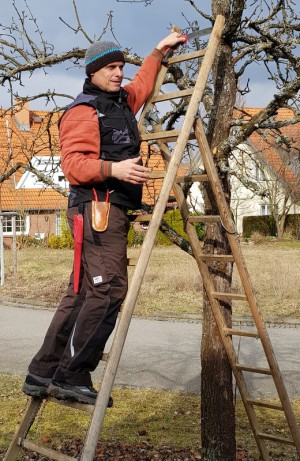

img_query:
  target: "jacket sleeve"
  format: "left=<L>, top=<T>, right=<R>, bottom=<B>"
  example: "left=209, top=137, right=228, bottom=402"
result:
left=60, top=105, right=112, bottom=185
left=124, top=48, right=164, bottom=115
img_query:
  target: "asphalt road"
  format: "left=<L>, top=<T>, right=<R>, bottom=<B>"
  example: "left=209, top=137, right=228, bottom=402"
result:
left=1, top=304, right=300, bottom=397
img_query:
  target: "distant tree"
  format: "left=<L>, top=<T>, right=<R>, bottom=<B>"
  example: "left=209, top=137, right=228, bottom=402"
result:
left=0, top=1, right=300, bottom=460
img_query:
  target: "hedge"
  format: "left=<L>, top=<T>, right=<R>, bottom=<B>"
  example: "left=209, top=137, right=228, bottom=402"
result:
left=243, top=214, right=300, bottom=238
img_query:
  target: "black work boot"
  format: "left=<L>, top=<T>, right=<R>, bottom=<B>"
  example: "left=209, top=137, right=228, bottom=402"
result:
left=22, top=373, right=52, bottom=398
left=48, top=381, right=113, bottom=406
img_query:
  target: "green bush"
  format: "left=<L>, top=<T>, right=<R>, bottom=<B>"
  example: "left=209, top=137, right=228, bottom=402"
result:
left=127, top=209, right=204, bottom=247
left=127, top=226, right=144, bottom=247
left=243, top=214, right=300, bottom=239
left=243, top=215, right=277, bottom=238
left=47, top=212, right=74, bottom=249
left=16, top=235, right=44, bottom=249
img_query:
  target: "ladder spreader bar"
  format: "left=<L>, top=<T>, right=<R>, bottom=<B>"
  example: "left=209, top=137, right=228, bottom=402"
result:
left=247, top=398, right=284, bottom=411
left=20, top=440, right=77, bottom=461
left=211, top=291, right=247, bottom=301
left=223, top=328, right=259, bottom=338
left=236, top=364, right=272, bottom=375
left=257, top=432, right=294, bottom=446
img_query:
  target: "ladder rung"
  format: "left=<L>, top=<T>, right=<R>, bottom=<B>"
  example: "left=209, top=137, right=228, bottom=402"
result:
left=200, top=254, right=234, bottom=262
left=134, top=214, right=152, bottom=222
left=140, top=130, right=196, bottom=142
left=149, top=173, right=209, bottom=183
left=141, top=130, right=180, bottom=141
left=127, top=257, right=137, bottom=266
left=257, top=432, right=294, bottom=445
left=168, top=49, right=206, bottom=64
left=247, top=398, right=284, bottom=411
left=211, top=291, right=247, bottom=301
left=47, top=396, right=94, bottom=412
left=151, top=88, right=194, bottom=103
left=20, top=439, right=77, bottom=461
left=188, top=215, right=221, bottom=223
left=150, top=171, right=166, bottom=179
left=236, top=364, right=272, bottom=375
left=223, top=328, right=259, bottom=338
left=175, top=174, right=209, bottom=183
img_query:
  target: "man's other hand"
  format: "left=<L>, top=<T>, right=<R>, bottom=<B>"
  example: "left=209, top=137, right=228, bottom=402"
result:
left=111, top=156, right=151, bottom=184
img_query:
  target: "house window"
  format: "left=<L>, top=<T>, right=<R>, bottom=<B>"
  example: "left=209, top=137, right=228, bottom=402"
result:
left=260, top=204, right=270, bottom=216
left=255, top=165, right=265, bottom=181
left=56, top=214, right=63, bottom=236
left=1, top=214, right=29, bottom=235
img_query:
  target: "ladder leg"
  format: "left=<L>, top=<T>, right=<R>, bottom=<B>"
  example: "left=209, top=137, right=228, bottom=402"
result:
left=80, top=15, right=226, bottom=461
left=193, top=118, right=300, bottom=455
left=4, top=398, right=43, bottom=461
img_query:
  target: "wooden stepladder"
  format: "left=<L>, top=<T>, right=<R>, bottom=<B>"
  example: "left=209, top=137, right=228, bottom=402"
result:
left=4, top=14, right=300, bottom=461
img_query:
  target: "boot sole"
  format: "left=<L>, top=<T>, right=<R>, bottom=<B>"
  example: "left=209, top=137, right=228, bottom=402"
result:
left=22, top=383, right=48, bottom=398
left=48, top=383, right=96, bottom=405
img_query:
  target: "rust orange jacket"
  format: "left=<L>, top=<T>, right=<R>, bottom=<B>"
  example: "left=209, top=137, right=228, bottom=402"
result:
left=60, top=48, right=164, bottom=185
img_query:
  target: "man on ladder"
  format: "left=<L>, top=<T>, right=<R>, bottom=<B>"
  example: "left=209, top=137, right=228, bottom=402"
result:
left=22, top=32, right=185, bottom=405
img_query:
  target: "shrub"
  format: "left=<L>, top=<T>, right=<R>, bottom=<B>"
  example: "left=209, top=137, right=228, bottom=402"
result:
left=47, top=212, right=74, bottom=249
left=250, top=231, right=269, bottom=245
left=16, top=235, right=44, bottom=249
left=243, top=215, right=277, bottom=238
left=128, top=226, right=144, bottom=247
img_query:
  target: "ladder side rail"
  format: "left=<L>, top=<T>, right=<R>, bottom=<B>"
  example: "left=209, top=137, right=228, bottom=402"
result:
left=157, top=140, right=270, bottom=461
left=194, top=119, right=300, bottom=453
left=80, top=15, right=226, bottom=461
left=3, top=398, right=42, bottom=461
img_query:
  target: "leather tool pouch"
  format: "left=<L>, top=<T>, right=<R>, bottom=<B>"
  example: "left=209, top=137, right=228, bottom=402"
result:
left=91, top=188, right=110, bottom=232
left=92, top=201, right=110, bottom=232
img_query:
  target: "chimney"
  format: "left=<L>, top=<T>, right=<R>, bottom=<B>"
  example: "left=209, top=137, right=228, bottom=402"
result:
left=14, top=98, right=30, bottom=131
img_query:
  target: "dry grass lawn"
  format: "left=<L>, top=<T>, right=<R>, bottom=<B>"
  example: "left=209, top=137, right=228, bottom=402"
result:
left=0, top=240, right=299, bottom=321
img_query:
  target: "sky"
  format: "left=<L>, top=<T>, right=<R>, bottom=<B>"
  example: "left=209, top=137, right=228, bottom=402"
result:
left=1, top=0, right=279, bottom=110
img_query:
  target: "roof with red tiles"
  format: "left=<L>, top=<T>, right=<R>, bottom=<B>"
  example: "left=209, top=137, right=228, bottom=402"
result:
left=0, top=104, right=299, bottom=211
left=236, top=107, right=300, bottom=200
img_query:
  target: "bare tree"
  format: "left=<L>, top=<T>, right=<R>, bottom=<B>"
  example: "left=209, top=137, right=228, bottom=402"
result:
left=1, top=1, right=300, bottom=460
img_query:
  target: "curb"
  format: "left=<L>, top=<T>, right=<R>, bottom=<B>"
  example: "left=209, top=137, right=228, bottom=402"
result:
left=1, top=296, right=300, bottom=328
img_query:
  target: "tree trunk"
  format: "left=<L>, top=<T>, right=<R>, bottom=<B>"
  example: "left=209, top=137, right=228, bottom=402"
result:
left=201, top=4, right=238, bottom=460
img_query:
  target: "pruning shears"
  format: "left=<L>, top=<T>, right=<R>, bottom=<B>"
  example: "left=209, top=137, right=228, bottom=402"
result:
left=163, top=26, right=213, bottom=63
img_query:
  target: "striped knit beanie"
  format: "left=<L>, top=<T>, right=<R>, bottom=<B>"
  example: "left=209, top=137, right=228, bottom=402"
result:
left=85, top=40, right=125, bottom=75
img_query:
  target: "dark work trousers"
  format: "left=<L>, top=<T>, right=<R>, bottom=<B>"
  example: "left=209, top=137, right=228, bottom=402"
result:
left=28, top=202, right=130, bottom=386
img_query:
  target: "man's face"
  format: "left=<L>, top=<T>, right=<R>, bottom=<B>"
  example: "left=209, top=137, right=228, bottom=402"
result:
left=90, top=62, right=124, bottom=92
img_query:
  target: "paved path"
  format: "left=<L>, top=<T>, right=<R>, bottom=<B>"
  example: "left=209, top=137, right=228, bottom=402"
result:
left=1, top=304, right=300, bottom=397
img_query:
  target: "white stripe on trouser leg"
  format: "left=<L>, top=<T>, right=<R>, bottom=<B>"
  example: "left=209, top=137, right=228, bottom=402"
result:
left=70, top=322, right=76, bottom=358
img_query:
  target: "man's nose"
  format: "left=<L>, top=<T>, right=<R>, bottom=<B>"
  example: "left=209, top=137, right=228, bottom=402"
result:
left=115, top=67, right=123, bottom=77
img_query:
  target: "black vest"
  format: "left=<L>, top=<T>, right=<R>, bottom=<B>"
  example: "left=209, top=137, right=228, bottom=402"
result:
left=61, top=82, right=142, bottom=210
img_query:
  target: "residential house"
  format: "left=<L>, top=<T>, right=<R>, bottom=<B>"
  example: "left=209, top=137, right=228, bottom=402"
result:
left=0, top=102, right=180, bottom=246
left=1, top=103, right=299, bottom=245
left=188, top=107, right=300, bottom=235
